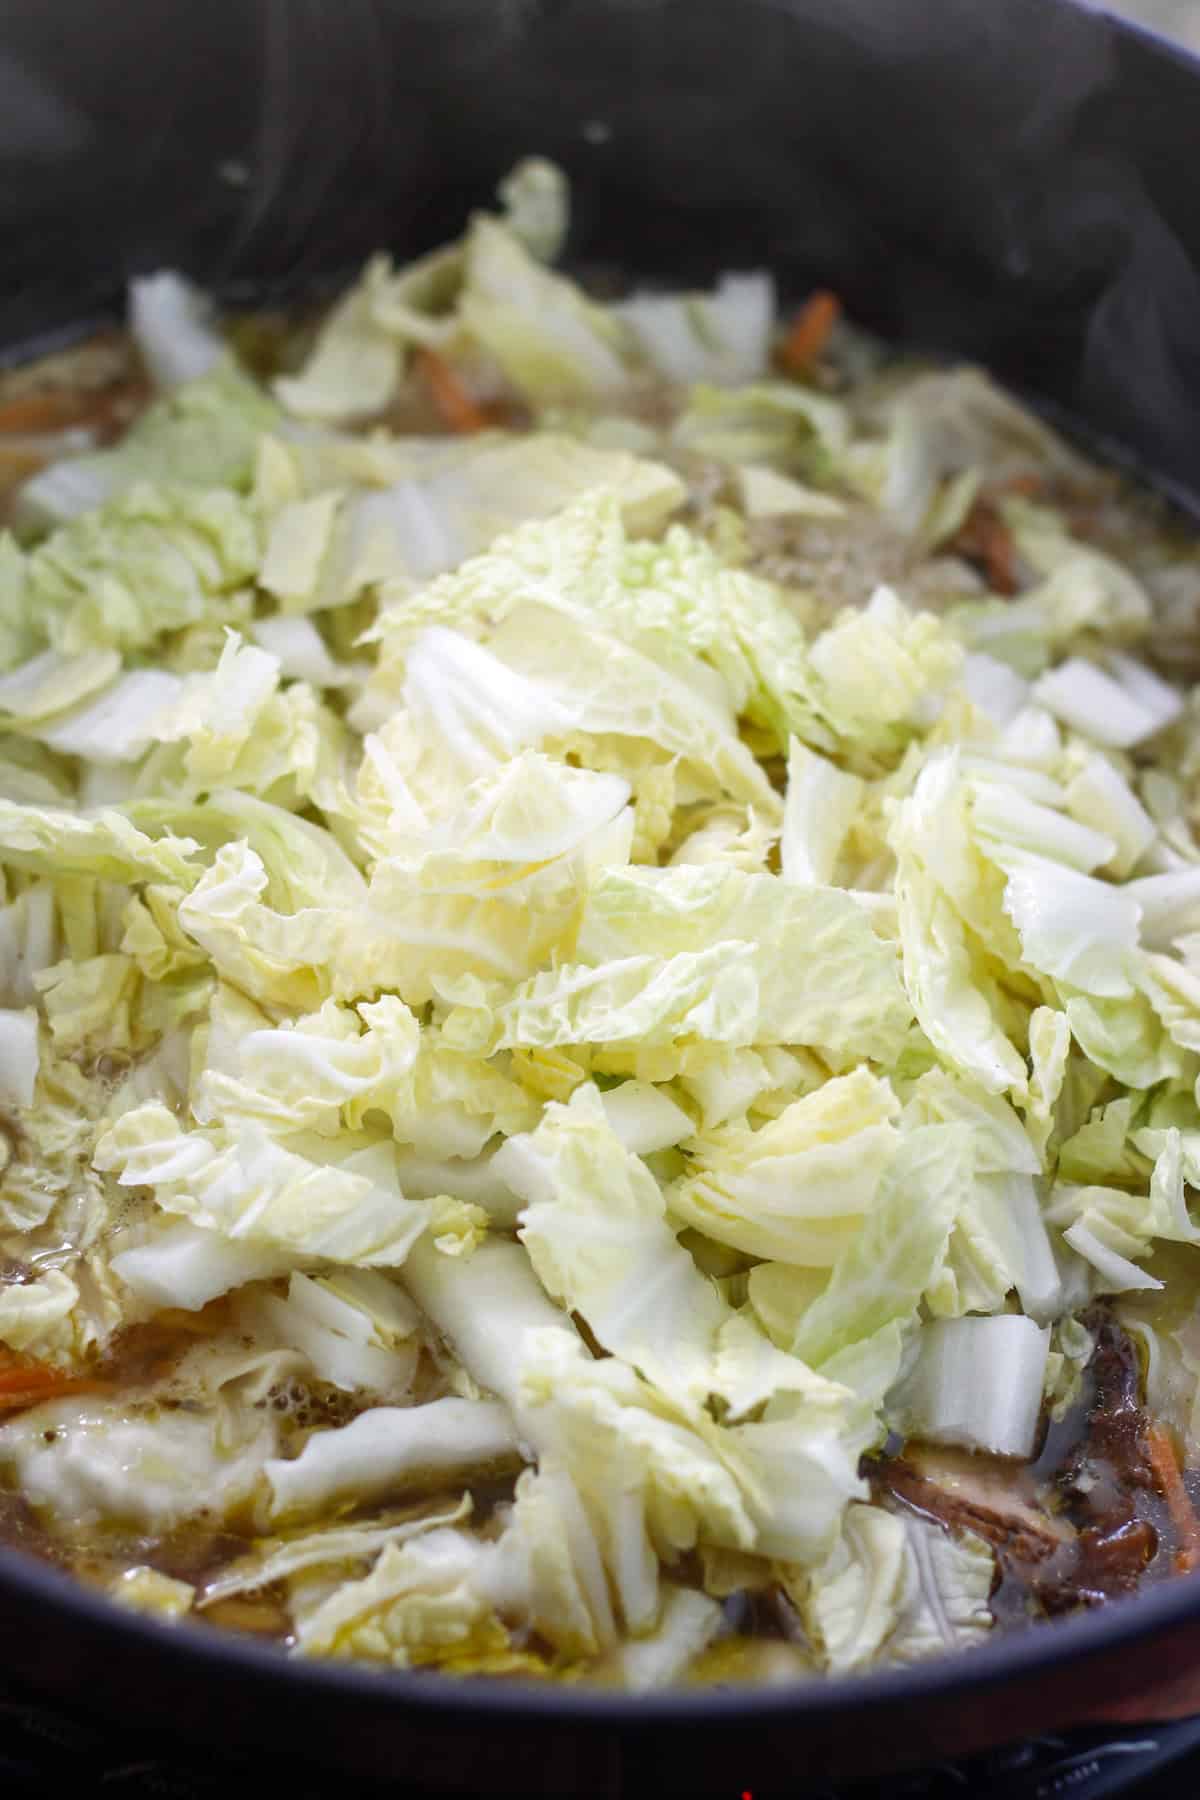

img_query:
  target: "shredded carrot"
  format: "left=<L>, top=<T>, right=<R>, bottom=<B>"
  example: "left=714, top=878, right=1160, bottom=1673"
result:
left=995, top=472, right=1043, bottom=498
left=0, top=1357, right=110, bottom=1411
left=779, top=289, right=841, bottom=374
left=0, top=1387, right=111, bottom=1414
left=414, top=348, right=490, bottom=434
left=1146, top=1425, right=1200, bottom=1575
left=952, top=499, right=1018, bottom=596
left=979, top=511, right=1017, bottom=596
left=0, top=389, right=105, bottom=435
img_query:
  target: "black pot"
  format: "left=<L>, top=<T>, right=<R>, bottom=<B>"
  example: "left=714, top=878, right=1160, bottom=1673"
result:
left=5, top=1, right=1200, bottom=1791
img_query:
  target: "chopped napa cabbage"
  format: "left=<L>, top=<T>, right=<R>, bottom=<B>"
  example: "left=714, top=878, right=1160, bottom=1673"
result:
left=404, top=1232, right=857, bottom=1608
left=950, top=552, right=1152, bottom=679
left=668, top=1069, right=901, bottom=1265
left=995, top=852, right=1142, bottom=997
left=0, top=1006, right=38, bottom=1109
left=336, top=437, right=686, bottom=601
left=289, top=1528, right=520, bottom=1670
left=128, top=271, right=224, bottom=390
left=0, top=1268, right=83, bottom=1361
left=148, top=630, right=283, bottom=773
left=266, top=1399, right=520, bottom=1522
left=193, top=992, right=421, bottom=1137
left=1138, top=953, right=1200, bottom=1062
left=463, top=935, right=906, bottom=1071
left=199, top=1496, right=473, bottom=1606
left=170, top=841, right=346, bottom=1012
left=806, top=588, right=963, bottom=768
left=369, top=596, right=780, bottom=818
left=496, top=157, right=569, bottom=263
left=616, top=273, right=774, bottom=387
left=902, top=1066, right=1039, bottom=1174
left=17, top=362, right=279, bottom=531
left=245, top=1269, right=420, bottom=1396
left=670, top=379, right=849, bottom=475
left=1064, top=992, right=1185, bottom=1093
left=500, top=1084, right=842, bottom=1418
left=901, top=1074, right=1060, bottom=1320
left=0, top=740, right=74, bottom=807
left=480, top=1461, right=617, bottom=1657
left=596, top=1079, right=693, bottom=1154
left=400, top=1234, right=573, bottom=1419
left=139, top=788, right=367, bottom=915
left=564, top=864, right=912, bottom=1064
left=765, top=1124, right=972, bottom=1367
left=890, top=752, right=1028, bottom=1096
left=4, top=169, right=1200, bottom=1685
left=110, top=1567, right=196, bottom=1620
left=1058, top=1095, right=1149, bottom=1188
left=250, top=445, right=692, bottom=626
left=0, top=800, right=199, bottom=887
left=612, top=1584, right=724, bottom=1691
left=249, top=615, right=355, bottom=689
left=276, top=159, right=627, bottom=424
left=736, top=463, right=849, bottom=521
left=0, top=1393, right=276, bottom=1532
left=274, top=258, right=405, bottom=422
left=0, top=532, right=35, bottom=671
left=94, top=1104, right=442, bottom=1266
left=936, top=1169, right=1063, bottom=1323
left=1127, top=867, right=1200, bottom=951
left=25, top=483, right=258, bottom=657
left=516, top=1327, right=757, bottom=1617
left=367, top=489, right=822, bottom=764
left=110, top=1217, right=298, bottom=1311
left=961, top=652, right=1030, bottom=726
left=0, top=881, right=58, bottom=1006
left=35, top=949, right=205, bottom=1059
left=543, top=1323, right=865, bottom=1578
left=791, top=1503, right=993, bottom=1673
left=1065, top=754, right=1156, bottom=879
left=780, top=738, right=864, bottom=886
left=26, top=669, right=184, bottom=766
left=0, top=646, right=121, bottom=723
left=389, top=1146, right=521, bottom=1226
left=505, top=1083, right=730, bottom=1396
left=972, top=782, right=1117, bottom=875
left=352, top=751, right=633, bottom=1006
left=0, top=1041, right=112, bottom=1247
left=1048, top=1131, right=1200, bottom=1294
left=456, top=216, right=630, bottom=404
left=1035, top=655, right=1182, bottom=749
left=852, top=367, right=1086, bottom=538
left=893, top=1315, right=1050, bottom=1457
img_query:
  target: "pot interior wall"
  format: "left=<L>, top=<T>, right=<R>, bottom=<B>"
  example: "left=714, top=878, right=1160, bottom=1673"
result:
left=4, top=0, right=1200, bottom=500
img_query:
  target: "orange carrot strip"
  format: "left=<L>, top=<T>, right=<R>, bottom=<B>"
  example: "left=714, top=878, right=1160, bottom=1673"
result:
left=0, top=1384, right=111, bottom=1414
left=995, top=472, right=1043, bottom=498
left=0, top=390, right=107, bottom=435
left=979, top=510, right=1018, bottom=596
left=952, top=500, right=1019, bottom=596
left=1147, top=1425, right=1200, bottom=1575
left=779, top=289, right=841, bottom=374
left=0, top=1358, right=109, bottom=1404
left=414, top=348, right=490, bottom=434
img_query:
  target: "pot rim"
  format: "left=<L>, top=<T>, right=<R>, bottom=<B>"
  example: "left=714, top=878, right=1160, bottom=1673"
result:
left=2, top=1535, right=1197, bottom=1728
